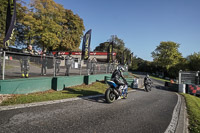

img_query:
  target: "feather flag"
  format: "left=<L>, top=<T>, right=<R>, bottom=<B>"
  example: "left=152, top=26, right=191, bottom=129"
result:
left=81, top=29, right=92, bottom=60
left=4, top=0, right=16, bottom=48
left=107, top=41, right=113, bottom=63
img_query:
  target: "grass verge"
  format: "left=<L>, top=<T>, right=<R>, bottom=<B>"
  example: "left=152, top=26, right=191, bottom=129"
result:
left=181, top=93, right=200, bottom=133
left=150, top=76, right=170, bottom=82
left=0, top=81, right=132, bottom=106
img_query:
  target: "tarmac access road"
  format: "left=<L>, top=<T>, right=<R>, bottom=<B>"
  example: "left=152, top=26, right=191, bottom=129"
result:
left=0, top=80, right=178, bottom=133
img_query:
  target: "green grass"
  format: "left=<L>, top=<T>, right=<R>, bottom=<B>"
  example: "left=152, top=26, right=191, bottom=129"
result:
left=150, top=76, right=170, bottom=82
left=0, top=81, right=133, bottom=106
left=181, top=94, right=200, bottom=133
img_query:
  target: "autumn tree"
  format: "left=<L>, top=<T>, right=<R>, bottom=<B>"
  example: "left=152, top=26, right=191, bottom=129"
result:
left=25, top=0, right=65, bottom=51
left=14, top=0, right=30, bottom=48
left=18, top=0, right=85, bottom=51
left=59, top=9, right=85, bottom=51
left=1, top=0, right=85, bottom=51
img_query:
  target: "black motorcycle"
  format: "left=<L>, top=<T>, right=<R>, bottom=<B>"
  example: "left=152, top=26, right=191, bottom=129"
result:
left=144, top=80, right=153, bottom=92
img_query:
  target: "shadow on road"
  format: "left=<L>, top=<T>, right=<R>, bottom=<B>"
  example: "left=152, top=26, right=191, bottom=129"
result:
left=82, top=96, right=106, bottom=104
left=134, top=88, right=146, bottom=92
left=63, top=88, right=107, bottom=104
left=154, top=85, right=171, bottom=92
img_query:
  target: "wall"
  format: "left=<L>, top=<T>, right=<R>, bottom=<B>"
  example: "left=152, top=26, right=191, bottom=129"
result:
left=54, top=76, right=85, bottom=91
left=0, top=74, right=112, bottom=94
left=85, top=74, right=111, bottom=85
left=0, top=77, right=52, bottom=94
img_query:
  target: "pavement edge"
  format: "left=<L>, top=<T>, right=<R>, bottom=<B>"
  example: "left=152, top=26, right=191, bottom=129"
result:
left=164, top=93, right=189, bottom=133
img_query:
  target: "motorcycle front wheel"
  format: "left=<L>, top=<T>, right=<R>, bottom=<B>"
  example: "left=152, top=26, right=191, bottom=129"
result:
left=105, top=88, right=116, bottom=103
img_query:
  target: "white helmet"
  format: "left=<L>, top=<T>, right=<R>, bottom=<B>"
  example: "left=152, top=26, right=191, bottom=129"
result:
left=118, top=66, right=125, bottom=72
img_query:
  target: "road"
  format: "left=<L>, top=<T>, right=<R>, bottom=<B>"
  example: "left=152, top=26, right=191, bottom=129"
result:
left=0, top=79, right=178, bottom=133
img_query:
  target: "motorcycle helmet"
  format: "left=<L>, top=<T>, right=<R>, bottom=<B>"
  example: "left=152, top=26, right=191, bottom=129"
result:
left=118, top=66, right=125, bottom=72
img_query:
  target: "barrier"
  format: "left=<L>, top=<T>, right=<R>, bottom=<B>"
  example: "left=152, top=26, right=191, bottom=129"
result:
left=187, top=84, right=200, bottom=95
left=165, top=82, right=179, bottom=92
left=0, top=74, right=111, bottom=94
left=0, top=77, right=52, bottom=94
left=179, top=84, right=186, bottom=93
left=131, top=78, right=139, bottom=88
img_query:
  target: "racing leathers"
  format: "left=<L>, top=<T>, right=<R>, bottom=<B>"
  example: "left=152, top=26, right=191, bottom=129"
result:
left=111, top=69, right=127, bottom=95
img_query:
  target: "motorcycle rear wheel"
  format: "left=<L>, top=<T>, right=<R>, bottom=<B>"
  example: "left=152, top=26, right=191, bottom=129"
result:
left=105, top=88, right=116, bottom=103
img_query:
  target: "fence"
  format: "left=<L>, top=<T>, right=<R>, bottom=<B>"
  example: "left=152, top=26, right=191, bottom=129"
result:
left=0, top=51, right=122, bottom=80
left=178, top=70, right=200, bottom=85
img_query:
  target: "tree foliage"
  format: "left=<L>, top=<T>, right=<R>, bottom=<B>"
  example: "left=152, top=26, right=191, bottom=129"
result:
left=151, top=41, right=183, bottom=70
left=94, top=35, right=127, bottom=63
left=187, top=52, right=200, bottom=71
left=0, top=0, right=85, bottom=51
left=59, top=9, right=85, bottom=51
left=0, top=0, right=8, bottom=47
left=94, top=42, right=109, bottom=52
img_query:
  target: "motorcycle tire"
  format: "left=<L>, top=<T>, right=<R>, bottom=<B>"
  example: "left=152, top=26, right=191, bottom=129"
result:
left=149, top=86, right=151, bottom=91
left=145, top=86, right=149, bottom=92
left=105, top=88, right=116, bottom=103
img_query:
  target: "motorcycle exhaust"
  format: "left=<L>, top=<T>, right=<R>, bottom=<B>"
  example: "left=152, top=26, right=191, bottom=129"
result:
left=113, top=89, right=119, bottom=97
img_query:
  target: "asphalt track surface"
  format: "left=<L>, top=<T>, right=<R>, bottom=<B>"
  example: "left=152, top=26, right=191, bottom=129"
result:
left=0, top=80, right=178, bottom=133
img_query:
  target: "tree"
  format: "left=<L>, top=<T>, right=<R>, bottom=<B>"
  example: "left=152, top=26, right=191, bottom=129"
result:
left=187, top=52, right=200, bottom=71
left=168, top=58, right=188, bottom=78
left=0, top=0, right=27, bottom=48
left=22, top=0, right=85, bottom=51
left=151, top=41, right=183, bottom=71
left=1, top=0, right=85, bottom=51
left=94, top=35, right=126, bottom=63
left=14, top=0, right=30, bottom=48
left=27, top=0, right=66, bottom=51
left=0, top=0, right=8, bottom=47
left=94, top=42, right=109, bottom=52
left=59, top=9, right=85, bottom=51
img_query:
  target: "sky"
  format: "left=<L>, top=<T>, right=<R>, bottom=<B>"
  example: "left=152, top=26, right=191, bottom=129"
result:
left=25, top=0, right=200, bottom=61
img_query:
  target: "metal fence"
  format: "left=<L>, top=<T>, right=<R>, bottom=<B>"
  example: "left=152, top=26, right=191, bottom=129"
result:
left=0, top=51, right=122, bottom=80
left=179, top=70, right=200, bottom=85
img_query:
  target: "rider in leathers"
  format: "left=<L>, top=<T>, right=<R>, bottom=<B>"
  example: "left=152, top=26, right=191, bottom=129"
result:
left=111, top=66, right=127, bottom=95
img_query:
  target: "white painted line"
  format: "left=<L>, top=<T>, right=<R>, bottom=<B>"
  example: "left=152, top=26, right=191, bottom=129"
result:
left=164, top=93, right=182, bottom=133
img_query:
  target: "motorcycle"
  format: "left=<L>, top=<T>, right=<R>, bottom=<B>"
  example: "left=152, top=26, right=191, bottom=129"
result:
left=105, top=81, right=128, bottom=103
left=144, top=80, right=153, bottom=92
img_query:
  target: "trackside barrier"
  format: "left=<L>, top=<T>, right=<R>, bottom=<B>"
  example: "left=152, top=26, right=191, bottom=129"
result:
left=179, top=84, right=186, bottom=93
left=0, top=74, right=111, bottom=94
left=165, top=82, right=187, bottom=94
left=187, top=84, right=200, bottom=96
left=165, top=82, right=179, bottom=92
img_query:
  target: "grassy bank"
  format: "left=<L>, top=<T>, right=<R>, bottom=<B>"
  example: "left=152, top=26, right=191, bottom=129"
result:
left=182, top=94, right=200, bottom=133
left=0, top=81, right=132, bottom=106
